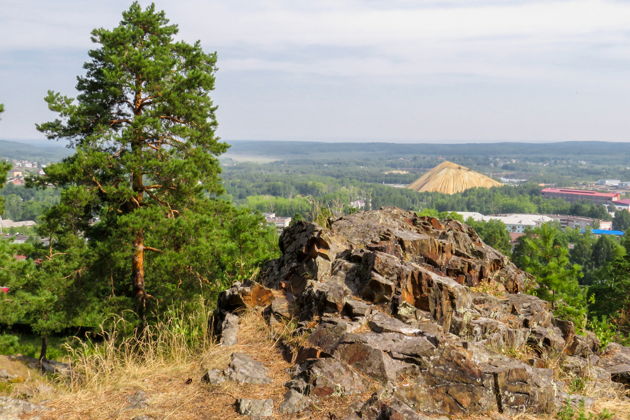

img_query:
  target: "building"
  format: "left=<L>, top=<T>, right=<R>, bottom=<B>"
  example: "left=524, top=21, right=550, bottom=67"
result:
left=263, top=213, right=292, bottom=233
left=493, top=214, right=554, bottom=233
left=612, top=199, right=630, bottom=212
left=349, top=200, right=366, bottom=209
left=596, top=179, right=621, bottom=187
left=541, top=188, right=620, bottom=204
left=599, top=221, right=613, bottom=230
left=546, top=214, right=600, bottom=230
left=456, top=212, right=553, bottom=233
left=0, top=219, right=37, bottom=230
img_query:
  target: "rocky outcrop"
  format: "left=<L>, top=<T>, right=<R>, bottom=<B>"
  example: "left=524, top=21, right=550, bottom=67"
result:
left=0, top=396, right=47, bottom=420
left=212, top=208, right=629, bottom=418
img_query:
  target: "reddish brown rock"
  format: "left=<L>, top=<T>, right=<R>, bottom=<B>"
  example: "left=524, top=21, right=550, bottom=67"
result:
left=214, top=208, right=630, bottom=418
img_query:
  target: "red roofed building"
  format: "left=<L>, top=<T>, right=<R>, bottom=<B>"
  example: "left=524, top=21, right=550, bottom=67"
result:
left=541, top=188, right=620, bottom=204
left=613, top=199, right=630, bottom=212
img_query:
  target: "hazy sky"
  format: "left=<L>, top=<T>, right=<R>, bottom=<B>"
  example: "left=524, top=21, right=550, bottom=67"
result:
left=2, top=0, right=630, bottom=142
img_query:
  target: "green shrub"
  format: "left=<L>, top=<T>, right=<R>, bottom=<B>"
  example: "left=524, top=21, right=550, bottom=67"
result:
left=588, top=316, right=617, bottom=350
left=556, top=399, right=614, bottom=420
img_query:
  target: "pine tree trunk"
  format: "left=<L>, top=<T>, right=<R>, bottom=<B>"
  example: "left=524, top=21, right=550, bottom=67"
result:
left=131, top=167, right=146, bottom=327
left=39, top=335, right=48, bottom=362
left=132, top=230, right=146, bottom=326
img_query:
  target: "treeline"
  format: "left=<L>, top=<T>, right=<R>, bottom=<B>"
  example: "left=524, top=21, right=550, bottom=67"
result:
left=0, top=183, right=59, bottom=221
left=224, top=168, right=613, bottom=221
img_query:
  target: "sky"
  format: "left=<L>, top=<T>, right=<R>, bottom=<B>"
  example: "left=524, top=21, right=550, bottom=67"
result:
left=2, top=0, right=630, bottom=143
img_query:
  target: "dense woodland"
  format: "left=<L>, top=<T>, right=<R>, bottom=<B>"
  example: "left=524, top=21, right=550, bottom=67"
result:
left=1, top=3, right=630, bottom=366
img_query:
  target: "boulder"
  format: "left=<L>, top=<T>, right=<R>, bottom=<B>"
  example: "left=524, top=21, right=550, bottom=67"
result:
left=279, top=389, right=310, bottom=414
left=213, top=208, right=630, bottom=417
left=126, top=390, right=149, bottom=410
left=219, top=312, right=239, bottom=346
left=236, top=398, right=273, bottom=417
left=225, top=353, right=271, bottom=385
left=201, top=369, right=226, bottom=385
left=597, top=343, right=630, bottom=386
left=0, top=396, right=47, bottom=420
left=291, top=357, right=367, bottom=397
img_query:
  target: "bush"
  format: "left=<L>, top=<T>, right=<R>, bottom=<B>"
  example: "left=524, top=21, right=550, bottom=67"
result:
left=588, top=316, right=617, bottom=350
left=556, top=399, right=614, bottom=420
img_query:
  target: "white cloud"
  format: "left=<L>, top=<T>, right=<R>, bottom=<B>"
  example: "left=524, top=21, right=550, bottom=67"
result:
left=3, top=0, right=630, bottom=141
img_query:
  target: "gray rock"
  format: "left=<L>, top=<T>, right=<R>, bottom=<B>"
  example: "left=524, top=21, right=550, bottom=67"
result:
left=296, top=358, right=367, bottom=397
left=0, top=396, right=47, bottom=420
left=367, top=311, right=422, bottom=336
left=0, top=369, right=18, bottom=381
left=349, top=394, right=434, bottom=420
left=236, top=398, right=273, bottom=417
left=201, top=368, right=226, bottom=385
left=226, top=353, right=271, bottom=384
left=214, top=208, right=630, bottom=416
left=598, top=343, right=630, bottom=387
left=126, top=390, right=149, bottom=410
left=132, top=416, right=155, bottom=420
left=343, top=298, right=372, bottom=319
left=279, top=389, right=310, bottom=414
left=219, top=312, right=239, bottom=346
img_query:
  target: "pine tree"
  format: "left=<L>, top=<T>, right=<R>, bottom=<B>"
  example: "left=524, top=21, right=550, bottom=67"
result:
left=36, top=2, right=228, bottom=324
left=513, top=223, right=588, bottom=330
left=1, top=104, right=10, bottom=215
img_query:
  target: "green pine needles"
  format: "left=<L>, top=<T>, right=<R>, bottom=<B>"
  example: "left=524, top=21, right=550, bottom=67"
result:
left=31, top=2, right=275, bottom=331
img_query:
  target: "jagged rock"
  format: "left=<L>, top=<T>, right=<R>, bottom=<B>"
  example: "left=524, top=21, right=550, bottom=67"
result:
left=598, top=343, right=630, bottom=386
left=0, top=396, right=47, bottom=420
left=201, top=369, right=226, bottom=385
left=219, top=312, right=239, bottom=346
left=226, top=353, right=271, bottom=384
left=292, top=357, right=367, bottom=397
left=343, top=298, right=372, bottom=319
left=279, top=389, right=310, bottom=414
left=214, top=208, right=630, bottom=417
left=236, top=398, right=273, bottom=417
left=566, top=332, right=599, bottom=358
left=367, top=311, right=422, bottom=335
left=347, top=394, right=436, bottom=420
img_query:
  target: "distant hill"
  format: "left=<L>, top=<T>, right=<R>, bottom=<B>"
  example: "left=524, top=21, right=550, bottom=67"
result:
left=407, top=160, right=502, bottom=194
left=226, top=140, right=630, bottom=164
left=0, top=139, right=69, bottom=161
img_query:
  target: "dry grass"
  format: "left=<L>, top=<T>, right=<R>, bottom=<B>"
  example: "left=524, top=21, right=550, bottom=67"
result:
left=470, top=281, right=508, bottom=298
left=11, top=309, right=362, bottom=419
left=2, top=305, right=628, bottom=419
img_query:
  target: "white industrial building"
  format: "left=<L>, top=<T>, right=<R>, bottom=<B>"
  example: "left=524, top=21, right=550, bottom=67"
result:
left=456, top=212, right=554, bottom=233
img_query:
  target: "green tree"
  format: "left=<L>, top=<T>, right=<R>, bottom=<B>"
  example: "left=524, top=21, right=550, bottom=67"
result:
left=569, top=229, right=595, bottom=272
left=35, top=2, right=228, bottom=324
left=466, top=218, right=511, bottom=255
left=513, top=223, right=588, bottom=330
left=0, top=103, right=10, bottom=215
left=613, top=210, right=630, bottom=232
left=589, top=255, right=630, bottom=336
left=592, top=235, right=625, bottom=269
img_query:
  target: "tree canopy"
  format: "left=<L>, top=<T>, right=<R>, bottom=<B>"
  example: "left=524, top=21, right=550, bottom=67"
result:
left=34, top=2, right=275, bottom=327
left=513, top=223, right=588, bottom=330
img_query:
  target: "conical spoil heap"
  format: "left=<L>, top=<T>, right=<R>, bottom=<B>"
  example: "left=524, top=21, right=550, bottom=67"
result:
left=407, top=160, right=502, bottom=194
